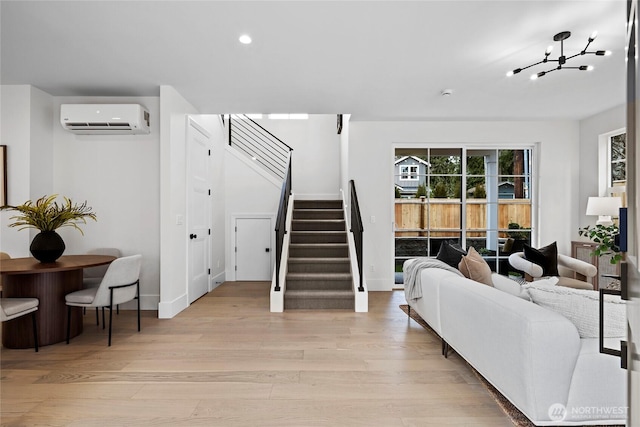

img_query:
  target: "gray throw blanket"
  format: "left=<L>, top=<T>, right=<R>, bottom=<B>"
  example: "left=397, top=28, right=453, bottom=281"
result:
left=403, top=258, right=464, bottom=301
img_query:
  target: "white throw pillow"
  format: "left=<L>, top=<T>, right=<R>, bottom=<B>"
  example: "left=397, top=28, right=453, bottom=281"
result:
left=491, top=273, right=531, bottom=300
left=524, top=281, right=626, bottom=338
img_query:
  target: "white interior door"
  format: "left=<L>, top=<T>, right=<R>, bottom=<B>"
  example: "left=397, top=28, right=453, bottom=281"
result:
left=187, top=118, right=211, bottom=304
left=236, top=217, right=272, bottom=281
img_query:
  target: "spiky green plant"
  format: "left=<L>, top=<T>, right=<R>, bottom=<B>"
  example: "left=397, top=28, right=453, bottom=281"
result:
left=1, top=194, right=97, bottom=235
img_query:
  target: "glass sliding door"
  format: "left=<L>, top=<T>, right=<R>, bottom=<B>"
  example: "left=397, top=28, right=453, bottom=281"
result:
left=394, top=148, right=463, bottom=274
left=395, top=146, right=534, bottom=282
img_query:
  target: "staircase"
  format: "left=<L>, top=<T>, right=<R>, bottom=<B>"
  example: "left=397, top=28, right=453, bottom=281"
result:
left=284, top=200, right=355, bottom=310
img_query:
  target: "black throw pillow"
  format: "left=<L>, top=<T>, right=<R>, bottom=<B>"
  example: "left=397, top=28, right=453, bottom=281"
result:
left=523, top=241, right=559, bottom=276
left=436, top=241, right=467, bottom=268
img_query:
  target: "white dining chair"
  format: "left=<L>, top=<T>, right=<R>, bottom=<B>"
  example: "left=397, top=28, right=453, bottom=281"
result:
left=66, top=254, right=142, bottom=346
left=82, top=248, right=122, bottom=324
left=0, top=297, right=40, bottom=352
left=83, top=248, right=122, bottom=287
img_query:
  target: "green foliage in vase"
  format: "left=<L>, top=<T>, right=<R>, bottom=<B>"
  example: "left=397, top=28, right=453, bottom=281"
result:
left=578, top=224, right=622, bottom=264
left=1, top=194, right=97, bottom=235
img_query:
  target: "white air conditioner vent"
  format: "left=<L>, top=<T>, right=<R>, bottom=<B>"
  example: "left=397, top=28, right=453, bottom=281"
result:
left=60, top=104, right=150, bottom=135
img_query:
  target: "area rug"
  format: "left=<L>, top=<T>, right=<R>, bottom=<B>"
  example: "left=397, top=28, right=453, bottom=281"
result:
left=399, top=305, right=623, bottom=427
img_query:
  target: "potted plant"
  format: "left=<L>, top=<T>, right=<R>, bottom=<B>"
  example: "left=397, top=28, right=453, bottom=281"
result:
left=578, top=224, right=622, bottom=264
left=1, top=194, right=97, bottom=263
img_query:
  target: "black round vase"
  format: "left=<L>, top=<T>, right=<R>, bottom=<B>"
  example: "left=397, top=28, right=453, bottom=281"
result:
left=30, top=231, right=66, bottom=263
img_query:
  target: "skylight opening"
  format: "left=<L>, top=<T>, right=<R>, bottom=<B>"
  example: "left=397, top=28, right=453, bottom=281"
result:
left=267, top=114, right=309, bottom=120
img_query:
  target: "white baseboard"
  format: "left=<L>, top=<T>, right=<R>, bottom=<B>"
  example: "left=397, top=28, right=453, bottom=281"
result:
left=210, top=271, right=225, bottom=291
left=365, top=278, right=394, bottom=291
left=158, top=293, right=188, bottom=319
left=112, top=294, right=159, bottom=311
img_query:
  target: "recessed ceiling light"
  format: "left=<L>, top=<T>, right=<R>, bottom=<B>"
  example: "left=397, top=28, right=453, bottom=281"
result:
left=239, top=34, right=252, bottom=45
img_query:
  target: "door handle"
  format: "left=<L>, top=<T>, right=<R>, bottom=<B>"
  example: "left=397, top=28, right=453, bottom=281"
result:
left=190, top=234, right=197, bottom=239
left=265, top=248, right=270, bottom=252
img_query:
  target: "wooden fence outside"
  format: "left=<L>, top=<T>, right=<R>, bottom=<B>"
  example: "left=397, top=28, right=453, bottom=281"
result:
left=395, top=198, right=531, bottom=237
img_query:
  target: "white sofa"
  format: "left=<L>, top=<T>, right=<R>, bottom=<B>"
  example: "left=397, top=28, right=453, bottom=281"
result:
left=404, top=260, right=627, bottom=426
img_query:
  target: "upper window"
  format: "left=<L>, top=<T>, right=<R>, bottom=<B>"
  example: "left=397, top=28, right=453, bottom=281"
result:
left=399, top=165, right=419, bottom=180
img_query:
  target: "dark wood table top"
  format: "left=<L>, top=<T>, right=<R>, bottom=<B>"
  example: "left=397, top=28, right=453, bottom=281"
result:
left=0, top=255, right=116, bottom=275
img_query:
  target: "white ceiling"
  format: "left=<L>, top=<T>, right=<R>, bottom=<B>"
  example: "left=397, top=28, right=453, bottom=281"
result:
left=0, top=0, right=628, bottom=121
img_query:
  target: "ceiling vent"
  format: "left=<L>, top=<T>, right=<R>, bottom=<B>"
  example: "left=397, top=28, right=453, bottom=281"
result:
left=60, top=104, right=150, bottom=135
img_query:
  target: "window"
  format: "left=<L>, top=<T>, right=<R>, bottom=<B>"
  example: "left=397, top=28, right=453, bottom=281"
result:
left=399, top=165, right=419, bottom=180
left=609, top=132, right=626, bottom=187
left=394, top=147, right=535, bottom=278
left=598, top=129, right=626, bottom=196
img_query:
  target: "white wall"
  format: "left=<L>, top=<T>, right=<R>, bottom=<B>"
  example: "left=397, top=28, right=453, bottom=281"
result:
left=348, top=120, right=580, bottom=291
left=30, top=87, right=55, bottom=204
left=158, top=85, right=199, bottom=318
left=339, top=115, right=351, bottom=204
left=0, top=85, right=53, bottom=256
left=253, top=115, right=341, bottom=199
left=224, top=146, right=280, bottom=280
left=577, top=104, right=626, bottom=235
left=52, top=95, right=160, bottom=310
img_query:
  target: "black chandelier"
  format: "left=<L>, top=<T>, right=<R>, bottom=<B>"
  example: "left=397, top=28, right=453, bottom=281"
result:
left=507, top=31, right=611, bottom=80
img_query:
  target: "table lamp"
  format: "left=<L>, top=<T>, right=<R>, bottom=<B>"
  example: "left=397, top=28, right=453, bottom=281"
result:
left=585, top=196, right=622, bottom=226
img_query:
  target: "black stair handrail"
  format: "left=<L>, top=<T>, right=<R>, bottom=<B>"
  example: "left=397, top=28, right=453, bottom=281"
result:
left=274, top=153, right=292, bottom=292
left=228, top=114, right=293, bottom=180
left=349, top=180, right=365, bottom=292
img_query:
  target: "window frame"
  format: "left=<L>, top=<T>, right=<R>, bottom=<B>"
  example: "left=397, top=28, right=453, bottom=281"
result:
left=393, top=145, right=537, bottom=278
left=598, top=128, right=627, bottom=195
left=399, top=164, right=419, bottom=181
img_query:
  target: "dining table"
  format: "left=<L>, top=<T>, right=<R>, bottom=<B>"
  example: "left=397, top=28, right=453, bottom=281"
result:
left=1, top=254, right=116, bottom=349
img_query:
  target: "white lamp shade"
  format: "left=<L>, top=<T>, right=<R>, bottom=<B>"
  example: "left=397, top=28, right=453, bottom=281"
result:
left=586, top=196, right=622, bottom=216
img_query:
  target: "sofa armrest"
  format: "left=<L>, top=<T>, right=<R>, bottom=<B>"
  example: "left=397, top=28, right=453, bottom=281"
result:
left=557, top=253, right=597, bottom=278
left=508, top=252, right=544, bottom=278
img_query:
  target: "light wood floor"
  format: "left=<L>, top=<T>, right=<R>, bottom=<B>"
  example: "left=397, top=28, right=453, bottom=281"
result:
left=1, top=282, right=512, bottom=426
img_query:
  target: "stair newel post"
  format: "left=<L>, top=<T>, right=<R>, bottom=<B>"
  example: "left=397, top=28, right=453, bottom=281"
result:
left=349, top=180, right=365, bottom=292
left=275, top=152, right=292, bottom=292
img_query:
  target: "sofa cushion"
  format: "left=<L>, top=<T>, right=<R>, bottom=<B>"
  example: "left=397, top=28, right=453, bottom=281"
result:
left=524, top=281, right=626, bottom=338
left=524, top=241, right=559, bottom=276
left=436, top=241, right=467, bottom=268
left=458, top=247, right=493, bottom=286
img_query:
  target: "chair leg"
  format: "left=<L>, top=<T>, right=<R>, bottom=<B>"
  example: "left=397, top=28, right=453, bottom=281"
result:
left=31, top=311, right=39, bottom=352
left=95, top=307, right=99, bottom=326
left=102, top=307, right=106, bottom=330
left=442, top=339, right=450, bottom=358
left=108, top=296, right=114, bottom=347
left=66, top=306, right=72, bottom=344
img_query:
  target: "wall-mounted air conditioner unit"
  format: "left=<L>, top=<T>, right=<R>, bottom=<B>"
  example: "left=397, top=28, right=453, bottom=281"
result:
left=60, top=104, right=150, bottom=135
